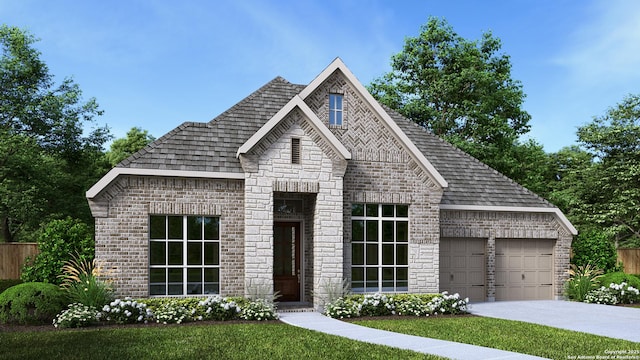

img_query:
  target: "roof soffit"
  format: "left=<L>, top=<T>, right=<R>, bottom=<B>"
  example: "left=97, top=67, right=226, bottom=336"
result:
left=299, top=57, right=448, bottom=189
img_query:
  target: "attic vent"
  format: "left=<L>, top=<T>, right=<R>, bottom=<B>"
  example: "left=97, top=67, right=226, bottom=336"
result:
left=291, top=138, right=301, bottom=164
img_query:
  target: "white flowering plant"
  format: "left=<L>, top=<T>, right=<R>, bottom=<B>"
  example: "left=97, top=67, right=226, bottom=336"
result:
left=324, top=292, right=468, bottom=319
left=359, top=293, right=394, bottom=316
left=153, top=301, right=191, bottom=324
left=324, top=297, right=360, bottom=319
left=53, top=303, right=101, bottom=328
left=102, top=297, right=153, bottom=324
left=239, top=299, right=278, bottom=321
left=584, top=286, right=618, bottom=305
left=192, top=296, right=241, bottom=321
left=427, top=291, right=469, bottom=315
left=607, top=282, right=640, bottom=304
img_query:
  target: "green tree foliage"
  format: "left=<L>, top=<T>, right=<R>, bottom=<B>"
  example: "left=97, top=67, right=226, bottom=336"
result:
left=574, top=94, right=640, bottom=248
left=21, top=218, right=94, bottom=284
left=0, top=25, right=111, bottom=241
left=570, top=229, right=618, bottom=272
left=368, top=17, right=532, bottom=180
left=106, top=127, right=155, bottom=166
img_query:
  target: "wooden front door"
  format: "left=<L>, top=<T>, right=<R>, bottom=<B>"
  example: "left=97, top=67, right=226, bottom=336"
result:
left=273, top=222, right=301, bottom=301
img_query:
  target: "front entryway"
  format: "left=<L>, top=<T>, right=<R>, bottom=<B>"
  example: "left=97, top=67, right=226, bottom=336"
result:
left=274, top=222, right=301, bottom=301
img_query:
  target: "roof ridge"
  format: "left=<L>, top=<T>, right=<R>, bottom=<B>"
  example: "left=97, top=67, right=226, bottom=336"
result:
left=383, top=105, right=553, bottom=207
left=209, top=76, right=295, bottom=124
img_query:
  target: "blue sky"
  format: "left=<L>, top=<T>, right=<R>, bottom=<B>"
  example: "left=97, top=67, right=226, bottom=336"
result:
left=2, top=0, right=640, bottom=152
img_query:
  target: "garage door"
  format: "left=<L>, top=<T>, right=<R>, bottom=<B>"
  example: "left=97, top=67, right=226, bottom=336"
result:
left=495, top=239, right=555, bottom=300
left=439, top=238, right=486, bottom=302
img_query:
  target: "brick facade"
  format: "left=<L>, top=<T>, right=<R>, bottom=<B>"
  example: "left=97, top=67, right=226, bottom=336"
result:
left=90, top=176, right=245, bottom=298
left=87, top=59, right=574, bottom=305
left=440, top=210, right=573, bottom=299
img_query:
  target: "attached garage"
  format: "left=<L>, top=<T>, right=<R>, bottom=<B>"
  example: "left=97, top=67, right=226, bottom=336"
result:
left=439, top=238, right=486, bottom=302
left=495, top=239, right=555, bottom=301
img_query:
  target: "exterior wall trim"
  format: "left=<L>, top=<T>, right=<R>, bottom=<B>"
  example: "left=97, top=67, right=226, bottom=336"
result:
left=299, top=57, right=448, bottom=189
left=439, top=204, right=578, bottom=235
left=86, top=167, right=245, bottom=199
left=237, top=95, right=352, bottom=160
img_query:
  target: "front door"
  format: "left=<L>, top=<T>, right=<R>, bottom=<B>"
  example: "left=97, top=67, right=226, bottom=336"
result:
left=273, top=222, right=301, bottom=301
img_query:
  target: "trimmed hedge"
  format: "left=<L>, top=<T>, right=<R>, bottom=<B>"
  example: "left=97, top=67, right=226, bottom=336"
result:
left=598, top=272, right=640, bottom=289
left=0, top=282, right=67, bottom=324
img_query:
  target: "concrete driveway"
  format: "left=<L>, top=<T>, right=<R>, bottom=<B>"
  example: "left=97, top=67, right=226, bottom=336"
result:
left=470, top=300, right=640, bottom=342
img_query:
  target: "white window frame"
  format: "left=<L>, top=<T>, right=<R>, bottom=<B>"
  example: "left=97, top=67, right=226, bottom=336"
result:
left=329, top=93, right=344, bottom=126
left=149, top=215, right=220, bottom=297
left=351, top=204, right=409, bottom=293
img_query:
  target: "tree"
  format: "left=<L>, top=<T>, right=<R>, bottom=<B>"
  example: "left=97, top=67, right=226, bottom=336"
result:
left=369, top=17, right=531, bottom=180
left=0, top=25, right=111, bottom=241
left=575, top=94, right=640, bottom=248
left=106, top=127, right=155, bottom=166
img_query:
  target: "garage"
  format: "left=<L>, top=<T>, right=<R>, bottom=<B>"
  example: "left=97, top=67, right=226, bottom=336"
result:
left=439, top=238, right=486, bottom=302
left=495, top=239, right=555, bottom=300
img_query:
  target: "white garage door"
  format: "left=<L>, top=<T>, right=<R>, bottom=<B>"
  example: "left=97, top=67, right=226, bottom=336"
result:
left=495, top=239, right=555, bottom=301
left=439, top=238, right=486, bottom=302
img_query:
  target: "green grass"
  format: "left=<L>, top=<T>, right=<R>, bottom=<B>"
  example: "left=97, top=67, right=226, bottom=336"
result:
left=1, top=322, right=444, bottom=360
left=354, top=316, right=640, bottom=359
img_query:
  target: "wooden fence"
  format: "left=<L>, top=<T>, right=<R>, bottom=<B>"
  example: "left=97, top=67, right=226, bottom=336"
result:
left=0, top=243, right=39, bottom=279
left=618, top=248, right=640, bottom=275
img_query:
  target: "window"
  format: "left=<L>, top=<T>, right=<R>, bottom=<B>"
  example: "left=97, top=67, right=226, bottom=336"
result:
left=351, top=204, right=409, bottom=293
left=329, top=93, right=343, bottom=126
left=149, top=215, right=220, bottom=296
left=291, top=138, right=300, bottom=164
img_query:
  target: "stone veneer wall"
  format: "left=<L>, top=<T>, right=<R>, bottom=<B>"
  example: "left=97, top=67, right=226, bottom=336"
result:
left=241, top=113, right=345, bottom=309
left=440, top=210, right=573, bottom=300
left=90, top=176, right=245, bottom=298
left=305, top=71, right=444, bottom=294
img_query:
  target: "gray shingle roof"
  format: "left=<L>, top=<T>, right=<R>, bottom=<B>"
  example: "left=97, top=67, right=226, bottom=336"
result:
left=119, top=76, right=552, bottom=208
left=119, top=77, right=305, bottom=173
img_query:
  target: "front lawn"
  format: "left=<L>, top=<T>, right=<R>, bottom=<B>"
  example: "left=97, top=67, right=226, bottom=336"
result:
left=354, top=316, right=640, bottom=359
left=1, top=322, right=443, bottom=360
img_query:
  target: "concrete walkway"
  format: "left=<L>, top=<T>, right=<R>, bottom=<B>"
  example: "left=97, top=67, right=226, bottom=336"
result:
left=278, top=311, right=547, bottom=360
left=470, top=300, right=640, bottom=342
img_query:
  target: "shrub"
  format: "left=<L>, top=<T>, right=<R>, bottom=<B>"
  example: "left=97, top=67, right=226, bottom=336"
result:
left=427, top=291, right=469, bottom=315
left=359, top=293, right=394, bottom=316
left=53, top=303, right=100, bottom=328
left=607, top=282, right=640, bottom=304
left=598, top=272, right=640, bottom=290
left=564, top=263, right=603, bottom=302
left=153, top=301, right=191, bottom=324
left=193, top=296, right=241, bottom=321
left=102, top=297, right=153, bottom=324
left=324, top=297, right=360, bottom=319
left=584, top=287, right=618, bottom=305
left=239, top=299, right=278, bottom=321
left=59, top=255, right=114, bottom=308
left=21, top=218, right=94, bottom=285
left=571, top=230, right=618, bottom=272
left=0, top=282, right=67, bottom=324
left=323, top=292, right=469, bottom=319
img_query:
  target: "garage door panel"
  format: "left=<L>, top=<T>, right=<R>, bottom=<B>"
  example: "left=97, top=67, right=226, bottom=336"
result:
left=495, top=239, right=555, bottom=301
left=440, top=239, right=486, bottom=302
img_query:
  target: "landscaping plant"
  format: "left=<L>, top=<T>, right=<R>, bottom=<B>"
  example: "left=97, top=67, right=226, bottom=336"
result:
left=21, top=218, right=95, bottom=285
left=53, top=303, right=101, bottom=328
left=59, top=254, right=114, bottom=308
left=564, top=263, right=603, bottom=302
left=0, top=282, right=67, bottom=324
left=102, top=297, right=153, bottom=324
